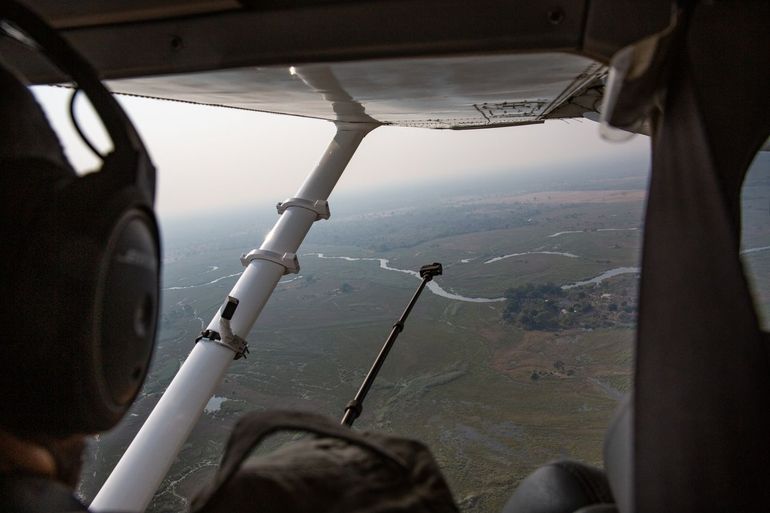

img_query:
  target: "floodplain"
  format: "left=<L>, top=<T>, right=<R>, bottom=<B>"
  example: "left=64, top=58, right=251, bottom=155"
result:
left=79, top=154, right=770, bottom=513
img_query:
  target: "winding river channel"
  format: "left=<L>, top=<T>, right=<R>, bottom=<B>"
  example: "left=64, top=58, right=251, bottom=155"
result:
left=310, top=253, right=507, bottom=303
left=308, top=253, right=643, bottom=303
left=561, top=267, right=640, bottom=290
left=166, top=245, right=770, bottom=304
left=484, top=251, right=578, bottom=264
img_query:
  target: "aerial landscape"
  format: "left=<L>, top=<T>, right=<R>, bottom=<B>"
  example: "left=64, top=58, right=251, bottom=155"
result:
left=77, top=152, right=769, bottom=513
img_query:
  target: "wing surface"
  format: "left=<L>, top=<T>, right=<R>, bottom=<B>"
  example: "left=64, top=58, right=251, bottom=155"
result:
left=2, top=0, right=673, bottom=128
left=107, top=55, right=605, bottom=129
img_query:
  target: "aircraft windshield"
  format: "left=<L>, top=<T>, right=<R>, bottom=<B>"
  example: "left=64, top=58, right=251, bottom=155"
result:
left=741, top=152, right=770, bottom=330
left=32, top=86, right=693, bottom=512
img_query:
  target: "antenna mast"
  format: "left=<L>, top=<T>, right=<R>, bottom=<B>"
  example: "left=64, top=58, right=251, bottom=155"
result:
left=341, top=262, right=443, bottom=427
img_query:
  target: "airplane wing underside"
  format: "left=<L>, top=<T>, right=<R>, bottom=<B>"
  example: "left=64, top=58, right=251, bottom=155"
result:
left=107, top=54, right=605, bottom=129
left=1, top=0, right=671, bottom=129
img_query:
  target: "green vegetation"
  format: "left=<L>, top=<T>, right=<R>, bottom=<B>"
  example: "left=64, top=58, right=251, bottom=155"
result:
left=80, top=192, right=648, bottom=513
left=309, top=202, right=541, bottom=252
left=78, top=170, right=674, bottom=513
left=502, top=282, right=636, bottom=331
left=503, top=283, right=563, bottom=330
left=74, top=155, right=770, bottom=513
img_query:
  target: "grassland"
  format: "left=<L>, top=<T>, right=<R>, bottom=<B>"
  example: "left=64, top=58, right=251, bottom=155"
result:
left=77, top=158, right=770, bottom=513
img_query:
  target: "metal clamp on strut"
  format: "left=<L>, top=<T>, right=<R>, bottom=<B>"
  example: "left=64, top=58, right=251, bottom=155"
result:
left=194, top=296, right=250, bottom=360
left=194, top=328, right=249, bottom=360
left=276, top=197, right=330, bottom=221
left=240, top=249, right=300, bottom=275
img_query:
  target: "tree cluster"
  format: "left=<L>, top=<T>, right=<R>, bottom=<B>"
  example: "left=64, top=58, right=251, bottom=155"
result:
left=503, top=283, right=564, bottom=330
left=502, top=282, right=636, bottom=331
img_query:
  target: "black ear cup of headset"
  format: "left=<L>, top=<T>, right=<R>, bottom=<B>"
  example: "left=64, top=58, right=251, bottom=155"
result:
left=0, top=1, right=160, bottom=435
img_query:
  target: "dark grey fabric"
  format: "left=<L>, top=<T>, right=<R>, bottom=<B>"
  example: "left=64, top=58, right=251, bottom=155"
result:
left=500, top=461, right=613, bottom=513
left=573, top=506, right=618, bottom=513
left=191, top=409, right=459, bottom=513
left=0, top=476, right=88, bottom=513
left=633, top=1, right=770, bottom=511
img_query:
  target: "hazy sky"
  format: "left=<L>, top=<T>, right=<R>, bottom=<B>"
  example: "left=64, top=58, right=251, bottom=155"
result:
left=32, top=86, right=650, bottom=220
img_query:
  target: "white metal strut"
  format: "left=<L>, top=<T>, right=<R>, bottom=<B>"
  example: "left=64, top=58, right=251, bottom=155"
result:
left=91, top=122, right=376, bottom=512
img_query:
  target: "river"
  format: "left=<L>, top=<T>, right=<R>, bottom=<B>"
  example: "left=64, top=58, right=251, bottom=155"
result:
left=548, top=227, right=638, bottom=238
left=484, top=251, right=579, bottom=264
left=309, top=253, right=507, bottom=303
left=562, top=267, right=640, bottom=289
left=741, top=246, right=770, bottom=255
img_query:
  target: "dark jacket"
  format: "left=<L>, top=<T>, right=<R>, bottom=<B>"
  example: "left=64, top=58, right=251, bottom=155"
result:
left=0, top=476, right=88, bottom=513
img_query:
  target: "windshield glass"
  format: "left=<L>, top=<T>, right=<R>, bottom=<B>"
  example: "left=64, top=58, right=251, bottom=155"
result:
left=35, top=85, right=652, bottom=512
left=741, top=152, right=770, bottom=329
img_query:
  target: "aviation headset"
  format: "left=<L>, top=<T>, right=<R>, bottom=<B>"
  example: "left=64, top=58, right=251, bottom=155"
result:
left=0, top=2, right=159, bottom=436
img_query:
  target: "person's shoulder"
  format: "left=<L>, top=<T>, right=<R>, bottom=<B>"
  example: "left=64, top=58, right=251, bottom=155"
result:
left=0, top=475, right=89, bottom=513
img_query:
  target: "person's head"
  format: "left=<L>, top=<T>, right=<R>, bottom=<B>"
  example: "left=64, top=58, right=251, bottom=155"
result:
left=0, top=60, right=87, bottom=486
left=0, top=2, right=161, bottom=484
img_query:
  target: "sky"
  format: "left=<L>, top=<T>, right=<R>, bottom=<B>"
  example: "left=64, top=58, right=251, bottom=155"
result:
left=32, top=86, right=650, bottom=221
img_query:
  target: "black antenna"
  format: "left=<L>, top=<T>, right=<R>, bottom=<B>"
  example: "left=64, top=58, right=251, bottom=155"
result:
left=341, top=262, right=443, bottom=427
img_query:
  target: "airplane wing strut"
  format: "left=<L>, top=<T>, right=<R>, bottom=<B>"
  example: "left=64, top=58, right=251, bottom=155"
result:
left=91, top=121, right=377, bottom=512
